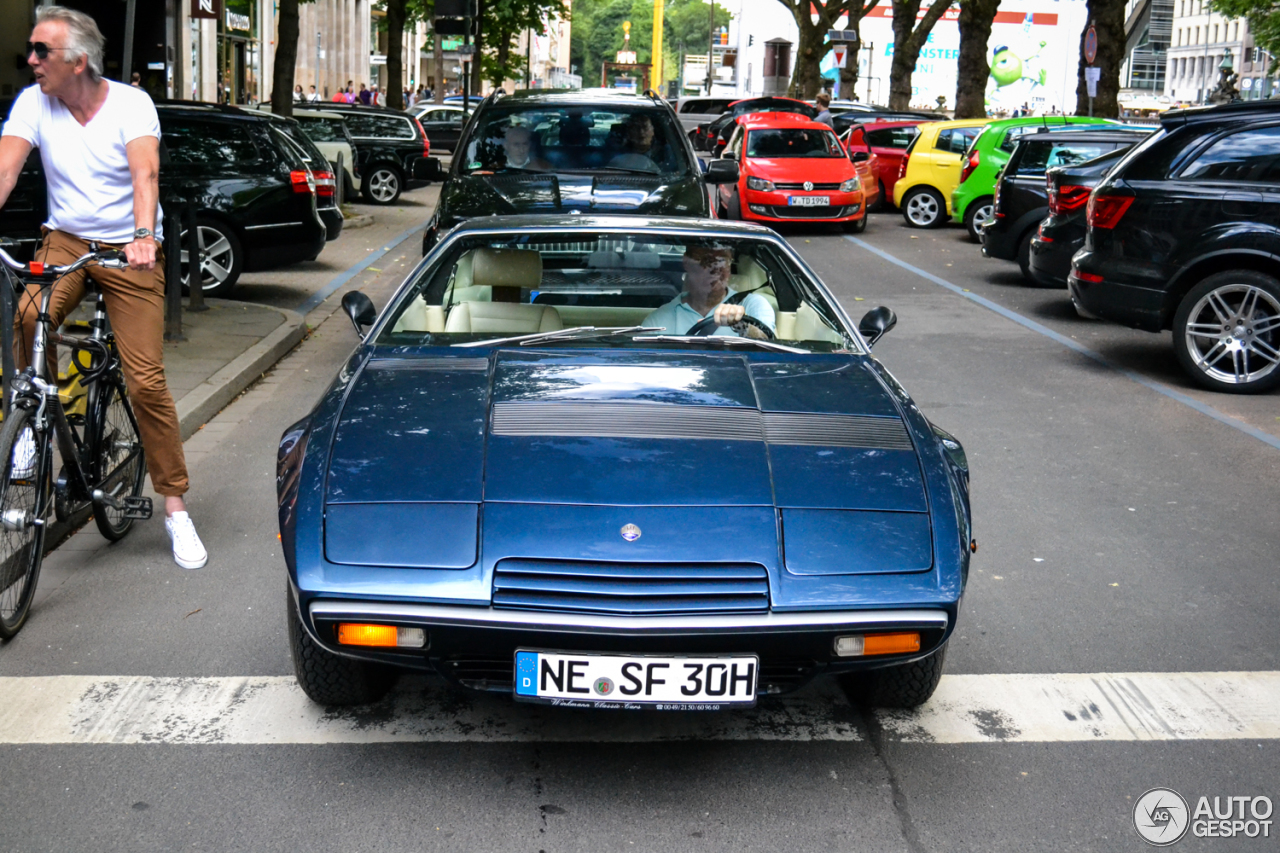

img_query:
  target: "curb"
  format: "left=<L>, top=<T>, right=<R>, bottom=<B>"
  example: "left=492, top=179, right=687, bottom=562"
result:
left=175, top=302, right=308, bottom=440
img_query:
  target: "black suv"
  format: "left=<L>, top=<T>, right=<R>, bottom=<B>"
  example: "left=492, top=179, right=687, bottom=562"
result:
left=1027, top=148, right=1131, bottom=288
left=421, top=89, right=737, bottom=254
left=295, top=102, right=432, bottom=204
left=0, top=100, right=328, bottom=298
left=1070, top=101, right=1280, bottom=394
left=982, top=128, right=1147, bottom=281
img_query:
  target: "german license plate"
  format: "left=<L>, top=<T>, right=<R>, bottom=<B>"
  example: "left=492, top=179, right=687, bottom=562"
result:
left=788, top=196, right=830, bottom=207
left=514, top=650, right=758, bottom=709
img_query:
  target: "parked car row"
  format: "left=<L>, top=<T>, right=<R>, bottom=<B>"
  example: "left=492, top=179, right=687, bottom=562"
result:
left=974, top=100, right=1279, bottom=395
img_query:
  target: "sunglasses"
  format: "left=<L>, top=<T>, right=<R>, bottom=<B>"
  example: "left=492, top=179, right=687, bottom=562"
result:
left=26, top=42, right=70, bottom=60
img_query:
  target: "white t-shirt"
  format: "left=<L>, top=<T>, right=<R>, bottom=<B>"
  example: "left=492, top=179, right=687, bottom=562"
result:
left=2, top=80, right=164, bottom=243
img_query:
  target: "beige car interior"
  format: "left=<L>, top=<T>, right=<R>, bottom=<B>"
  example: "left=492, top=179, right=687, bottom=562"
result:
left=391, top=247, right=845, bottom=344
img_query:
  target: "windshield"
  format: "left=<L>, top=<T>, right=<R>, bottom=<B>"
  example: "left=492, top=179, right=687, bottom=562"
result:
left=747, top=128, right=844, bottom=158
left=378, top=231, right=851, bottom=353
left=460, top=105, right=694, bottom=176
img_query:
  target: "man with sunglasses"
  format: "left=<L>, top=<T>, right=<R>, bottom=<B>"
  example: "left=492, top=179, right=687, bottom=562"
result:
left=0, top=6, right=207, bottom=569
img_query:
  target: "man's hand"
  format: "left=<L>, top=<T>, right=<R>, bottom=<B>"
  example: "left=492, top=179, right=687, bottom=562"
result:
left=124, top=236, right=157, bottom=270
left=713, top=302, right=745, bottom=327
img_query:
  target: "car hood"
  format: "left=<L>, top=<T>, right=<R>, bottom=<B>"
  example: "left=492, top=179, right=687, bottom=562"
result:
left=744, top=157, right=857, bottom=184
left=440, top=172, right=709, bottom=217
left=326, top=350, right=925, bottom=512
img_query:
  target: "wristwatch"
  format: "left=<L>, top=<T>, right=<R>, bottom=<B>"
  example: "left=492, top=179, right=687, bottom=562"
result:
left=133, top=228, right=154, bottom=240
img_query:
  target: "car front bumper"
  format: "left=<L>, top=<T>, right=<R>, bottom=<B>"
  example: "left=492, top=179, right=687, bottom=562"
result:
left=301, top=596, right=952, bottom=694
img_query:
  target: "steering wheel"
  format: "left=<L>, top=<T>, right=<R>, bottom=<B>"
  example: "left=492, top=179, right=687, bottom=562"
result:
left=685, top=313, right=776, bottom=340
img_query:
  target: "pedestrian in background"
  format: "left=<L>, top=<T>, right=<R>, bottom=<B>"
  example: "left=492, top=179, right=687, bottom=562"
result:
left=814, top=91, right=833, bottom=127
left=292, top=84, right=303, bottom=103
left=129, top=71, right=141, bottom=88
left=358, top=83, right=370, bottom=105
left=307, top=85, right=319, bottom=103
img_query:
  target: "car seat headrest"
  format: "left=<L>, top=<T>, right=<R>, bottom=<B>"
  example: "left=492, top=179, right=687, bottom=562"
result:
left=472, top=247, right=543, bottom=290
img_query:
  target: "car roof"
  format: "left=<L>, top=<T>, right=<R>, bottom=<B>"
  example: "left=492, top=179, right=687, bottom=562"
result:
left=862, top=119, right=926, bottom=129
left=918, top=118, right=993, bottom=131
left=1161, top=99, right=1280, bottom=127
left=252, top=105, right=347, bottom=120
left=294, top=102, right=413, bottom=117
left=448, top=213, right=782, bottom=238
left=151, top=100, right=269, bottom=122
left=1014, top=128, right=1152, bottom=143
left=740, top=115, right=834, bottom=131
left=983, top=116, right=1117, bottom=131
left=490, top=88, right=668, bottom=108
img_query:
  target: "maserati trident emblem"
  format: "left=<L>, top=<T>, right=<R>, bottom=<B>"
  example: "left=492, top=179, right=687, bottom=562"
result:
left=620, top=524, right=641, bottom=541
left=803, top=180, right=814, bottom=191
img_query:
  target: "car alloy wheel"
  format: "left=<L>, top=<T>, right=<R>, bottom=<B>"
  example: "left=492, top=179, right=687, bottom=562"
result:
left=1174, top=271, right=1280, bottom=393
left=902, top=188, right=944, bottom=228
left=179, top=222, right=242, bottom=299
left=965, top=197, right=994, bottom=242
left=363, top=167, right=402, bottom=205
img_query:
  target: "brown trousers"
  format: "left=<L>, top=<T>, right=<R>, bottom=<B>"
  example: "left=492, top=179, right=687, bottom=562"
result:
left=14, top=230, right=189, bottom=497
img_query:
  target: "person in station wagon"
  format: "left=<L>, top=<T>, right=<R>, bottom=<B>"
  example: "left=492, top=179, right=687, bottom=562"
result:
left=643, top=244, right=775, bottom=337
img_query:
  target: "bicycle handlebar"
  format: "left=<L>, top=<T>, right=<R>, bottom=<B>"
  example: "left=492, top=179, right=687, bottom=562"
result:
left=0, top=246, right=130, bottom=279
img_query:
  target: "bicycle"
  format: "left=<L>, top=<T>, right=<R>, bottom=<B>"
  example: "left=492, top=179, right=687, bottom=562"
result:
left=0, top=244, right=151, bottom=639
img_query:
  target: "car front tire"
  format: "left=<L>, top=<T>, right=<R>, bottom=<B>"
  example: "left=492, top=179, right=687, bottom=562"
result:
left=1173, top=270, right=1280, bottom=394
left=843, top=643, right=947, bottom=709
left=288, top=585, right=398, bottom=705
left=964, top=196, right=994, bottom=242
left=361, top=165, right=403, bottom=205
left=902, top=187, right=945, bottom=228
left=843, top=214, right=867, bottom=234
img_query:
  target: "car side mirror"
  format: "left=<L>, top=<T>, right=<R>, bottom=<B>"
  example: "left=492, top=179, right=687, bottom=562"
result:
left=721, top=150, right=737, bottom=160
left=704, top=159, right=739, bottom=184
left=850, top=150, right=870, bottom=162
left=342, top=290, right=377, bottom=335
left=858, top=306, right=897, bottom=347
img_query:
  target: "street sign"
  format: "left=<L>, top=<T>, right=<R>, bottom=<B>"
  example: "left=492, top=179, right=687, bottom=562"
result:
left=826, top=30, right=859, bottom=44
left=1085, top=66, right=1100, bottom=98
left=833, top=45, right=847, bottom=68
left=1084, top=26, right=1098, bottom=65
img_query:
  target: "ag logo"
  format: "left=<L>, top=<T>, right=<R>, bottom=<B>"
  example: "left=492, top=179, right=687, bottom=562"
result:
left=803, top=180, right=814, bottom=191
left=593, top=677, right=614, bottom=696
left=1134, top=788, right=1190, bottom=846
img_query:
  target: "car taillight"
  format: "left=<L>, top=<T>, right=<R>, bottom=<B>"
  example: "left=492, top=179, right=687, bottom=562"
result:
left=290, top=169, right=315, bottom=194
left=960, top=150, right=979, bottom=184
left=1049, top=184, right=1091, bottom=216
left=313, top=169, right=336, bottom=197
left=414, top=117, right=430, bottom=156
left=1086, top=191, right=1134, bottom=229
left=898, top=152, right=910, bottom=181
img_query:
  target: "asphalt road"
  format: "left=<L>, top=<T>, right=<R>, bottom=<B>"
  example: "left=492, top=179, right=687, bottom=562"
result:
left=0, top=197, right=1277, bottom=853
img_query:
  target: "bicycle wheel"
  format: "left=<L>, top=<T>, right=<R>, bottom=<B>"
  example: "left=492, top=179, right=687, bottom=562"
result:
left=90, top=378, right=146, bottom=541
left=0, top=406, right=51, bottom=640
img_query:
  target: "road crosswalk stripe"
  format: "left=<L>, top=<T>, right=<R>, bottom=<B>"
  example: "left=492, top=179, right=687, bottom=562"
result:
left=1, top=671, right=1277, bottom=745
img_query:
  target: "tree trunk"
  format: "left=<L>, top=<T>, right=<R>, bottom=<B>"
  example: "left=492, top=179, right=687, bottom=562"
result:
left=434, top=28, right=445, bottom=103
left=496, top=31, right=511, bottom=90
left=386, top=0, right=405, bottom=110
left=888, top=0, right=954, bottom=109
left=788, top=4, right=833, bottom=99
left=470, top=0, right=485, bottom=96
left=1075, top=0, right=1123, bottom=117
left=954, top=0, right=999, bottom=118
left=271, top=0, right=300, bottom=116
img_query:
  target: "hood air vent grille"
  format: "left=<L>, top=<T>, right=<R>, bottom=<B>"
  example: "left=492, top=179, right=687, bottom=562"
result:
left=493, top=560, right=770, bottom=615
left=492, top=402, right=912, bottom=449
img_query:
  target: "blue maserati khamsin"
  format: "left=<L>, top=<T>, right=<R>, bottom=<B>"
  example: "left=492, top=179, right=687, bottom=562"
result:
left=278, top=215, right=973, bottom=710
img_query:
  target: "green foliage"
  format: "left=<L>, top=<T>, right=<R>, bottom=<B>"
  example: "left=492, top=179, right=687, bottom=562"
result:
left=571, top=0, right=731, bottom=87
left=1210, top=0, right=1280, bottom=73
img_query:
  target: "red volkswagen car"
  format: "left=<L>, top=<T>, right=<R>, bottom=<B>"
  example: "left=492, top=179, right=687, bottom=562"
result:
left=716, top=115, right=867, bottom=232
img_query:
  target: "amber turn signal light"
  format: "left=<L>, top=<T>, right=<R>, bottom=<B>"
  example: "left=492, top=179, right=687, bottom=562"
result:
left=337, top=623, right=426, bottom=648
left=834, top=631, right=922, bottom=657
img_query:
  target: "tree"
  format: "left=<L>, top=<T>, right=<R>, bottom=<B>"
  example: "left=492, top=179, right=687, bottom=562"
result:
left=953, top=0, right=999, bottom=117
left=889, top=0, right=955, bottom=109
left=1074, top=0, right=1123, bottom=117
left=773, top=0, right=884, bottom=99
left=481, top=0, right=569, bottom=89
left=1211, top=0, right=1280, bottom=74
left=271, top=0, right=303, bottom=116
left=386, top=0, right=408, bottom=108
left=571, top=0, right=729, bottom=89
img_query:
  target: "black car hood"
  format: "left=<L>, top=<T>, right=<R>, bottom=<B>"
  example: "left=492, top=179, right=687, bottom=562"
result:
left=440, top=173, right=709, bottom=218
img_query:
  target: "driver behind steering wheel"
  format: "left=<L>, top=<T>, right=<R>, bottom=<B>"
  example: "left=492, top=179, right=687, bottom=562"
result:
left=643, top=244, right=776, bottom=338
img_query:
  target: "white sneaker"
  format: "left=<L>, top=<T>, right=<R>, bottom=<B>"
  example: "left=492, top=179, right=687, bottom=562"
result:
left=165, top=511, right=208, bottom=569
left=11, top=428, right=36, bottom=479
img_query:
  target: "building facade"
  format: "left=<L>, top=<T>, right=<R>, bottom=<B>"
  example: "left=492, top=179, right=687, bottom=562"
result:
left=1166, top=0, right=1276, bottom=103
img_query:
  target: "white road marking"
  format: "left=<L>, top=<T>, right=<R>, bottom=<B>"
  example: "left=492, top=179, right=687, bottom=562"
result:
left=1, top=672, right=1277, bottom=745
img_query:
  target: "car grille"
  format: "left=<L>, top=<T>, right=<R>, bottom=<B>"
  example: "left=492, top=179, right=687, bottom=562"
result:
left=765, top=204, right=859, bottom=219
left=774, top=181, right=842, bottom=190
left=492, top=559, right=771, bottom=616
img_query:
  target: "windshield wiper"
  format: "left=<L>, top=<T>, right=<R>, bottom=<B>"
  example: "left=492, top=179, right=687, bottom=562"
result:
left=642, top=335, right=810, bottom=354
left=453, top=326, right=663, bottom=348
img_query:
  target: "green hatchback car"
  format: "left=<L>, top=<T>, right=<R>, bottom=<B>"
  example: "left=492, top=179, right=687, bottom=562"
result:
left=951, top=116, right=1114, bottom=241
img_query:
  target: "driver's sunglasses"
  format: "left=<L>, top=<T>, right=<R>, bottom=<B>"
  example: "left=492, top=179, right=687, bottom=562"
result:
left=26, top=42, right=69, bottom=60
